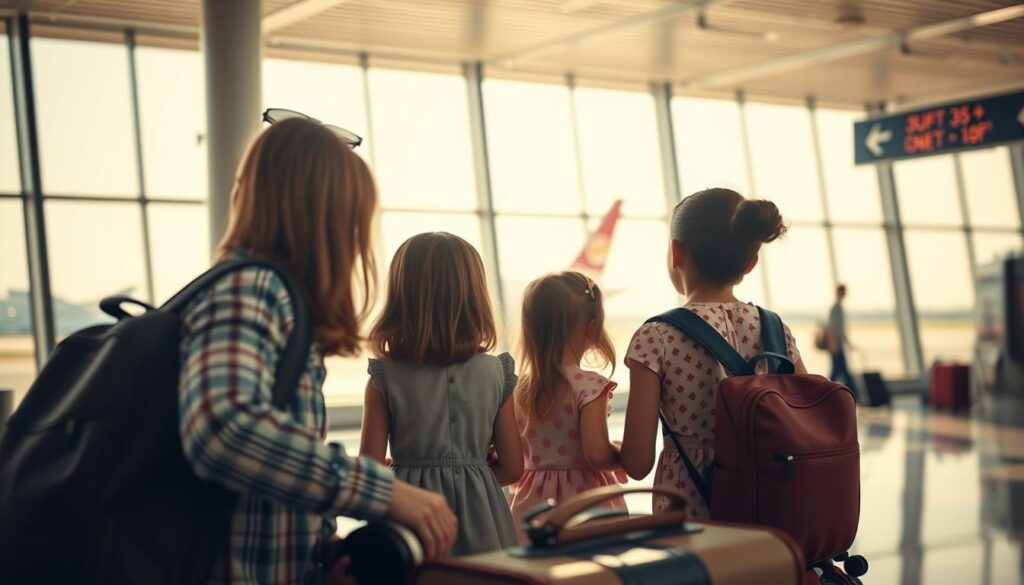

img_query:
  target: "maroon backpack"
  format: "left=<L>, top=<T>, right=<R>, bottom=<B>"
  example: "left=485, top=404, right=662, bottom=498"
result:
left=648, top=307, right=867, bottom=581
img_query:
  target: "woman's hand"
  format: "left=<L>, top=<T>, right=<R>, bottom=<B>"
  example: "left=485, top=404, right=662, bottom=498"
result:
left=386, top=480, right=458, bottom=561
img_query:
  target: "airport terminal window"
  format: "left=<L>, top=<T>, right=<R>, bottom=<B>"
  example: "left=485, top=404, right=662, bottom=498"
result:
left=0, top=200, right=36, bottom=403
left=672, top=96, right=749, bottom=197
left=484, top=78, right=582, bottom=214
left=959, top=146, right=1020, bottom=229
left=0, top=33, right=19, bottom=194
left=814, top=108, right=883, bottom=224
left=598, top=218, right=677, bottom=386
left=43, top=201, right=147, bottom=334
left=147, top=203, right=209, bottom=304
left=31, top=37, right=138, bottom=197
left=573, top=86, right=666, bottom=217
left=832, top=228, right=903, bottom=377
left=893, top=155, right=962, bottom=227
left=366, top=67, right=476, bottom=211
left=136, top=46, right=207, bottom=200
left=973, top=231, right=1023, bottom=269
left=380, top=211, right=483, bottom=263
left=743, top=102, right=823, bottom=222
left=762, top=226, right=834, bottom=374
left=264, top=58, right=370, bottom=156
left=904, top=230, right=974, bottom=364
left=495, top=215, right=587, bottom=333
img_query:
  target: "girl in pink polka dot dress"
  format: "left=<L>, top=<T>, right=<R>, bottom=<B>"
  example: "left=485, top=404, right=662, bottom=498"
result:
left=509, top=272, right=627, bottom=544
left=619, top=188, right=807, bottom=519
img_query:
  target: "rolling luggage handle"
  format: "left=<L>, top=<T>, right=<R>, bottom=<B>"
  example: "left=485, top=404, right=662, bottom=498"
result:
left=523, top=486, right=689, bottom=548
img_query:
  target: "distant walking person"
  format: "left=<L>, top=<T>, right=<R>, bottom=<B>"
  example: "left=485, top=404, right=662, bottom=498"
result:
left=828, top=284, right=859, bottom=394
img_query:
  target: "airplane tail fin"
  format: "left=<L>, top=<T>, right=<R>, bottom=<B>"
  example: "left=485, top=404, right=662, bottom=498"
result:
left=570, top=199, right=622, bottom=277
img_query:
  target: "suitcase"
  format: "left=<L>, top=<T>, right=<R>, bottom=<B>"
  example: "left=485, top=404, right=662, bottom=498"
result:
left=415, top=487, right=805, bottom=585
left=860, top=372, right=891, bottom=407
left=929, top=363, right=970, bottom=410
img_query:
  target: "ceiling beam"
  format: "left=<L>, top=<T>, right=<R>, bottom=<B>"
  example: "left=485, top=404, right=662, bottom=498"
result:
left=681, top=3, right=1024, bottom=89
left=489, top=0, right=736, bottom=66
left=263, top=0, right=353, bottom=34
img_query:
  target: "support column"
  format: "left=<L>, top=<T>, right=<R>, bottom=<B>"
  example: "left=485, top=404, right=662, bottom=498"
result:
left=464, top=62, right=507, bottom=342
left=877, top=160, right=925, bottom=376
left=807, top=97, right=839, bottom=286
left=1009, top=143, right=1024, bottom=232
left=202, top=0, right=262, bottom=259
left=736, top=91, right=773, bottom=307
left=952, top=153, right=978, bottom=284
left=651, top=82, right=682, bottom=212
left=9, top=14, right=55, bottom=365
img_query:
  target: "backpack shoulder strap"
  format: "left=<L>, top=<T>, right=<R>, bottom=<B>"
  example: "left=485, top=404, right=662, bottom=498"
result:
left=756, top=306, right=788, bottom=375
left=646, top=308, right=748, bottom=375
left=162, top=259, right=312, bottom=411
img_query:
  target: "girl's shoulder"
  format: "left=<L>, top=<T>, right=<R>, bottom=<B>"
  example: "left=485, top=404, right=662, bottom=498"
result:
left=561, top=365, right=616, bottom=412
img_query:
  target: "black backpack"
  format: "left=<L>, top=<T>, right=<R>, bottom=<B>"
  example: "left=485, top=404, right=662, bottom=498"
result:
left=0, top=259, right=311, bottom=584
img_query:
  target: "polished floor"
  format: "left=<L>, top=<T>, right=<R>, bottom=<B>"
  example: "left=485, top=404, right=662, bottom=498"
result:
left=330, top=397, right=1024, bottom=585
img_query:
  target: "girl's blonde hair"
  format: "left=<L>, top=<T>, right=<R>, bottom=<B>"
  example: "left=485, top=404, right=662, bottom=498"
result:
left=217, top=117, right=377, bottom=357
left=369, top=232, right=497, bottom=365
left=516, top=271, right=615, bottom=419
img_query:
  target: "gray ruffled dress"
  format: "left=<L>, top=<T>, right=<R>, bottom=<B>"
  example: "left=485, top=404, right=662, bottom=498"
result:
left=367, top=352, right=519, bottom=556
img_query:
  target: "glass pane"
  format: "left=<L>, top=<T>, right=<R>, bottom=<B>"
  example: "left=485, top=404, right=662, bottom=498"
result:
left=762, top=227, right=834, bottom=375
left=263, top=58, right=370, bottom=146
left=136, top=47, right=206, bottom=200
left=832, top=228, right=903, bottom=377
left=894, top=155, right=962, bottom=227
left=973, top=230, right=1022, bottom=268
left=594, top=219, right=677, bottom=387
left=904, top=230, right=974, bottom=364
left=815, top=109, right=883, bottom=224
left=32, top=38, right=138, bottom=197
left=44, top=201, right=147, bottom=334
left=485, top=79, right=581, bottom=214
left=574, top=87, right=665, bottom=217
left=673, top=97, right=748, bottom=197
left=148, top=203, right=209, bottom=304
left=735, top=261, right=767, bottom=307
left=959, top=147, right=1019, bottom=229
left=0, top=34, right=19, bottom=194
left=367, top=68, right=475, bottom=211
left=744, top=103, right=823, bottom=222
left=380, top=211, right=482, bottom=264
left=497, top=215, right=586, bottom=346
left=0, top=200, right=36, bottom=404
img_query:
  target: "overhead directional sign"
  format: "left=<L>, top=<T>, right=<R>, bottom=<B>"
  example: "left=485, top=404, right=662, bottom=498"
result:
left=854, top=90, right=1024, bottom=165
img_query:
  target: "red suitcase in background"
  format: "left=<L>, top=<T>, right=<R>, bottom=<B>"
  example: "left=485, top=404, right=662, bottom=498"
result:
left=929, top=363, right=970, bottom=410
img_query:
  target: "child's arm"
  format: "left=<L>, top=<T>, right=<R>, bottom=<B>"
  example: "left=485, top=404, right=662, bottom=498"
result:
left=619, top=366, right=660, bottom=480
left=580, top=389, right=622, bottom=471
left=359, top=379, right=390, bottom=465
left=490, top=399, right=524, bottom=486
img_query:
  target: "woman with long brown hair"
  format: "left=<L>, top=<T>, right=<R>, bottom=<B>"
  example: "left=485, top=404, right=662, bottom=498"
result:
left=178, top=117, right=456, bottom=584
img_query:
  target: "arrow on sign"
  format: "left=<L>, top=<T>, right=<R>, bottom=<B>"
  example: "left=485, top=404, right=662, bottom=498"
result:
left=866, top=123, right=893, bottom=157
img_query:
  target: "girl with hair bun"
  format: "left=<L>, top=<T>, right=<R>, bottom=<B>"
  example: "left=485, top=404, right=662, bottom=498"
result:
left=618, top=188, right=808, bottom=517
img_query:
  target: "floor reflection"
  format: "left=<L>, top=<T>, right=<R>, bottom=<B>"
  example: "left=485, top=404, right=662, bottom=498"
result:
left=329, top=397, right=1024, bottom=584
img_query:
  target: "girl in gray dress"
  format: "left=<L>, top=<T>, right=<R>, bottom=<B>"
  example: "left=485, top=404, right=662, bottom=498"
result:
left=359, top=232, right=523, bottom=556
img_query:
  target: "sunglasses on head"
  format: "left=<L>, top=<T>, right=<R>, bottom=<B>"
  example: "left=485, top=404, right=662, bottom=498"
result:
left=261, top=108, right=363, bottom=148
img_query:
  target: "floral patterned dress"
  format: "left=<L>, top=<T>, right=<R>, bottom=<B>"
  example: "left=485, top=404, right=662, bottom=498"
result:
left=509, top=365, right=626, bottom=544
left=625, top=302, right=801, bottom=518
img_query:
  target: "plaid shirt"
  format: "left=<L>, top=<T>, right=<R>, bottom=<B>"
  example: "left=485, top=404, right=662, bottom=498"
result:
left=178, top=263, right=394, bottom=584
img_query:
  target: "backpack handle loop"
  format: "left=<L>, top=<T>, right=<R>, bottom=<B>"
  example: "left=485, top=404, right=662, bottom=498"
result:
left=99, top=296, right=156, bottom=321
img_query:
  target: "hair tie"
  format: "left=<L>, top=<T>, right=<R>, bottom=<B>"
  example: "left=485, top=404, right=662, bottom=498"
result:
left=583, top=277, right=597, bottom=301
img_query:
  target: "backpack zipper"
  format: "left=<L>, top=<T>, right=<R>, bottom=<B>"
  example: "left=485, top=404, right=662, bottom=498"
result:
left=772, top=443, right=859, bottom=482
